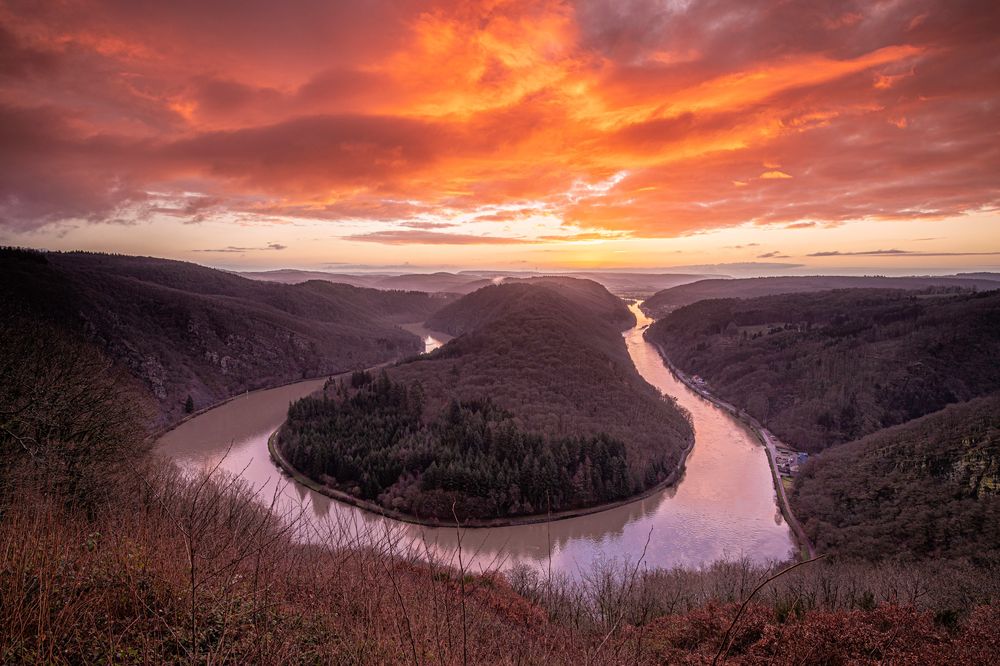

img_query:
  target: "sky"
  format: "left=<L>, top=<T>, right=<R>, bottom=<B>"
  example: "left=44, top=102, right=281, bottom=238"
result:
left=1, top=0, right=998, bottom=273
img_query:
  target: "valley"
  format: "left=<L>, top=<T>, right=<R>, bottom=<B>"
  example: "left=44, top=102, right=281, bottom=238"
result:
left=5, top=251, right=998, bottom=663
left=158, top=301, right=793, bottom=574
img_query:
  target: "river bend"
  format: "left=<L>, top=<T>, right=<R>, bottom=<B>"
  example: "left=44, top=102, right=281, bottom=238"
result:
left=158, top=303, right=792, bottom=575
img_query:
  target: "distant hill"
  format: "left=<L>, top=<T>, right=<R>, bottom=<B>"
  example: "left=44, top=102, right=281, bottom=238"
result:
left=792, top=394, right=1000, bottom=561
left=1, top=250, right=453, bottom=425
left=243, top=269, right=713, bottom=297
left=376, top=273, right=494, bottom=294
left=276, top=279, right=693, bottom=521
left=953, top=272, right=1000, bottom=282
left=426, top=276, right=635, bottom=335
left=642, top=275, right=1000, bottom=316
left=238, top=269, right=379, bottom=288
left=241, top=269, right=493, bottom=294
left=646, top=289, right=1000, bottom=453
left=557, top=272, right=715, bottom=297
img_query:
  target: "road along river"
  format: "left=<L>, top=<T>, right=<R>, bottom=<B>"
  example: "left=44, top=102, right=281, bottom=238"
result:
left=157, top=303, right=792, bottom=576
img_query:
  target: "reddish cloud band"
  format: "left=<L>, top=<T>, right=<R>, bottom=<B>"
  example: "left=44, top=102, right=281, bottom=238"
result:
left=1, top=0, right=998, bottom=241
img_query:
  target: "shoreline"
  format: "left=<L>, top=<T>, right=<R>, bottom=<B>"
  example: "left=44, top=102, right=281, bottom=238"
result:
left=150, top=324, right=436, bottom=442
left=644, top=334, right=816, bottom=559
left=149, top=373, right=334, bottom=442
left=267, top=425, right=696, bottom=529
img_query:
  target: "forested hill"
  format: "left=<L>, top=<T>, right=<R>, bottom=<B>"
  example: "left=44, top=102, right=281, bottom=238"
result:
left=642, top=275, right=1000, bottom=316
left=1, top=249, right=453, bottom=426
left=277, top=280, right=693, bottom=521
left=792, top=393, right=1000, bottom=561
left=399, top=281, right=663, bottom=449
left=646, top=289, right=1000, bottom=453
left=426, top=277, right=635, bottom=336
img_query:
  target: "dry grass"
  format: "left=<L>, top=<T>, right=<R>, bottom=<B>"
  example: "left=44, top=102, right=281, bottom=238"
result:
left=1, top=459, right=998, bottom=664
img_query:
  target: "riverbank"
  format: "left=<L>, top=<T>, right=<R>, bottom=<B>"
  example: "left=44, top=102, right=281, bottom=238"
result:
left=147, top=322, right=439, bottom=442
left=644, top=335, right=816, bottom=559
left=268, top=425, right=696, bottom=529
left=148, top=372, right=336, bottom=443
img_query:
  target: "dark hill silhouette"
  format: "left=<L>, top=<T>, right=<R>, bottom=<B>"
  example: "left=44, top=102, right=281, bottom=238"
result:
left=557, top=272, right=715, bottom=296
left=643, top=275, right=1000, bottom=316
left=954, top=271, right=1000, bottom=282
left=401, top=281, right=678, bottom=461
left=1, top=249, right=453, bottom=425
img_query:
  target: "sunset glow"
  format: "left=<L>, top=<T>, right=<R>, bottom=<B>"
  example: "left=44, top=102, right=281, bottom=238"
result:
left=1, top=0, right=998, bottom=270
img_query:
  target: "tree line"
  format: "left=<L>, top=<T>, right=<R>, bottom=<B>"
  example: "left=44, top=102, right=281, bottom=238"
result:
left=277, top=371, right=637, bottom=520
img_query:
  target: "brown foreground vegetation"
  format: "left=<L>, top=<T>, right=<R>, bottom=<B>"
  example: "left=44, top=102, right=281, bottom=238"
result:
left=2, top=341, right=998, bottom=663
left=2, top=466, right=1000, bottom=664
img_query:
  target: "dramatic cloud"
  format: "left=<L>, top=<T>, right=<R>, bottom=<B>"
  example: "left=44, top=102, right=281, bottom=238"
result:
left=1, top=0, right=998, bottom=246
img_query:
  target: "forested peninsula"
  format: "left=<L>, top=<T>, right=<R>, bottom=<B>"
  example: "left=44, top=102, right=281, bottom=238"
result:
left=275, top=280, right=694, bottom=522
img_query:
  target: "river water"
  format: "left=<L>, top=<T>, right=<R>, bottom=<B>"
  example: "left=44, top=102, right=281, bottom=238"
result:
left=157, top=303, right=792, bottom=576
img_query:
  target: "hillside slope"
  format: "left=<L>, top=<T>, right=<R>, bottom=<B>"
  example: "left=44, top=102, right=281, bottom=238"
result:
left=792, top=394, right=1000, bottom=561
left=277, top=280, right=693, bottom=521
left=643, top=275, right=1000, bottom=316
left=646, top=289, right=1000, bottom=452
left=1, top=250, right=452, bottom=425
left=426, top=277, right=635, bottom=335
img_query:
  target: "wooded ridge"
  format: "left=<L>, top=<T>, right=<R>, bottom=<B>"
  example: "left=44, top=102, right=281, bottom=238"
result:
left=1, top=248, right=452, bottom=425
left=646, top=288, right=1000, bottom=452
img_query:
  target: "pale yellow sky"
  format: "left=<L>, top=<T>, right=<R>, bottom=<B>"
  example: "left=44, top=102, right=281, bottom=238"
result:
left=9, top=210, right=998, bottom=275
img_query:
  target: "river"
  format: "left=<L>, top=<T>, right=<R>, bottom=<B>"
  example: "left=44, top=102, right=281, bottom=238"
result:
left=157, top=303, right=792, bottom=576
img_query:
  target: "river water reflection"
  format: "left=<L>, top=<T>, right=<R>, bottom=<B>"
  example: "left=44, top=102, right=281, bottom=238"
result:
left=157, top=303, right=792, bottom=576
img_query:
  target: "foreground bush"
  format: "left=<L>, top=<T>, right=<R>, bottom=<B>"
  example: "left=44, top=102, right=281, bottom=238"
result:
left=2, top=462, right=998, bottom=664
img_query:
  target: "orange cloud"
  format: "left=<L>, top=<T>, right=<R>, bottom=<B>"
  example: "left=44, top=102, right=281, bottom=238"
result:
left=0, top=0, right=998, bottom=246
